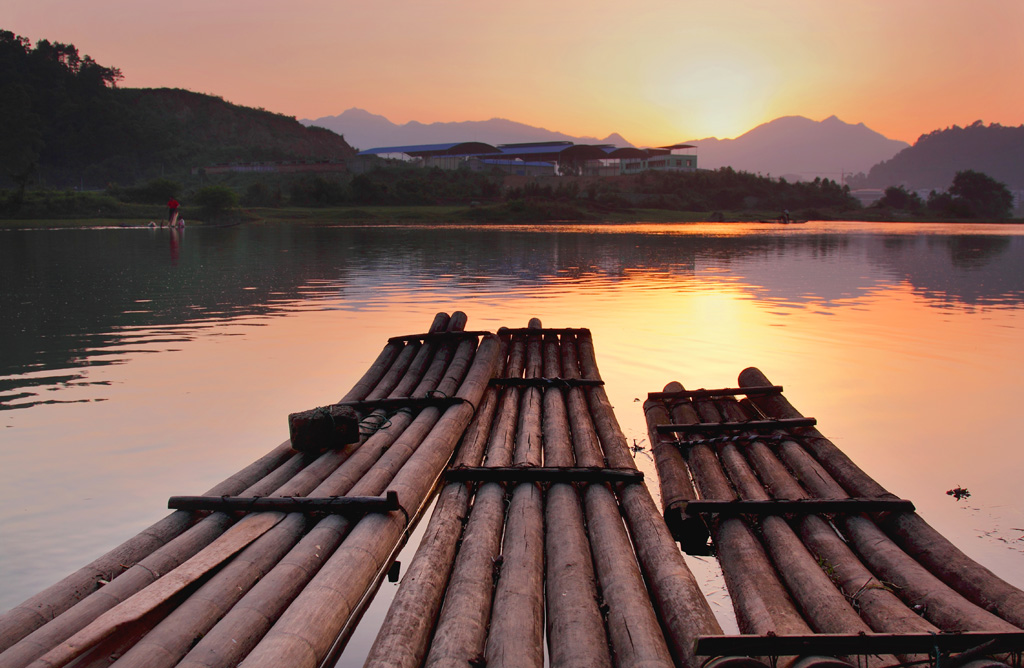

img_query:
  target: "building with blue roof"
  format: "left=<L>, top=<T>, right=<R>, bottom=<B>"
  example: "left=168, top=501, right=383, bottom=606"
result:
left=356, top=140, right=696, bottom=176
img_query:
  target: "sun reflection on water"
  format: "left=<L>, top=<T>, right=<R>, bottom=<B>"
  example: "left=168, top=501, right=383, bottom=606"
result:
left=1, top=221, right=1023, bottom=644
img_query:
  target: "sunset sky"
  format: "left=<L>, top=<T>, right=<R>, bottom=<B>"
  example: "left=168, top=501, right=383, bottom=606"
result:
left=6, top=0, right=1024, bottom=146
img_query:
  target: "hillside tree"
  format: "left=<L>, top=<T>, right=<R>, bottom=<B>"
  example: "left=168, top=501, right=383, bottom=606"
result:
left=948, top=170, right=1013, bottom=218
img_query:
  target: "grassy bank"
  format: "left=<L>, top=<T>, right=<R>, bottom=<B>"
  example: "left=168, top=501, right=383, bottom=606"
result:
left=2, top=203, right=1017, bottom=230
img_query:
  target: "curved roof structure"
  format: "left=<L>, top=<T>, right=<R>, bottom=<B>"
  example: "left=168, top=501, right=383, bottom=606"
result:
left=603, top=147, right=649, bottom=159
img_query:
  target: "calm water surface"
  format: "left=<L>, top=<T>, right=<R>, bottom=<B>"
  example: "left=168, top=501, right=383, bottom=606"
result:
left=2, top=221, right=1023, bottom=662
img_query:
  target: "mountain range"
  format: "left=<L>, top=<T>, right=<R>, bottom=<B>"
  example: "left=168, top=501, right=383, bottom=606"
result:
left=302, top=110, right=908, bottom=182
left=303, top=108, right=631, bottom=152
left=847, top=121, right=1024, bottom=191
left=683, top=115, right=910, bottom=181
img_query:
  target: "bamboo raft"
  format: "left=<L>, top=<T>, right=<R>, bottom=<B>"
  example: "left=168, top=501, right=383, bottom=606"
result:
left=3, top=316, right=1022, bottom=668
left=362, top=319, right=729, bottom=668
left=645, top=369, right=1024, bottom=668
left=0, top=312, right=497, bottom=668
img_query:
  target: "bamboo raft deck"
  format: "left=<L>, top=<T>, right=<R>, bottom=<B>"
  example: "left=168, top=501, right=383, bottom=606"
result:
left=645, top=368, right=1024, bottom=668
left=2, top=315, right=1022, bottom=668
left=362, top=319, right=725, bottom=668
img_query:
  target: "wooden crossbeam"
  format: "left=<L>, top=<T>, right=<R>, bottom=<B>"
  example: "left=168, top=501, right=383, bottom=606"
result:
left=488, top=377, right=604, bottom=388
left=337, top=396, right=468, bottom=411
left=657, top=417, right=816, bottom=435
left=682, top=498, right=916, bottom=517
left=388, top=330, right=490, bottom=343
left=444, top=466, right=643, bottom=484
left=671, top=433, right=789, bottom=448
left=500, top=327, right=591, bottom=336
left=647, top=385, right=783, bottom=401
left=696, top=632, right=1024, bottom=657
left=168, top=491, right=400, bottom=514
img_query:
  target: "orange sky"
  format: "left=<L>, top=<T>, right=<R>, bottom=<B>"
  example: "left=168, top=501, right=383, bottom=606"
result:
left=7, top=0, right=1024, bottom=145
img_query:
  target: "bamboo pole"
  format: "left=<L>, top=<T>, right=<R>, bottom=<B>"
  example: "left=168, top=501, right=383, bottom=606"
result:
left=420, top=331, right=527, bottom=668
left=0, top=441, right=292, bottom=654
left=21, top=317, right=438, bottom=668
left=571, top=340, right=725, bottom=668
left=173, top=316, right=473, bottom=668
left=0, top=336, right=403, bottom=654
left=663, top=390, right=812, bottom=641
left=730, top=403, right=940, bottom=633
left=359, top=313, right=448, bottom=403
left=23, top=326, right=445, bottom=668
left=562, top=333, right=676, bottom=668
left=111, top=318, right=467, bottom=668
left=360, top=332, right=507, bottom=668
left=724, top=402, right=938, bottom=666
left=710, top=400, right=894, bottom=668
left=644, top=382, right=705, bottom=547
left=485, top=319, right=546, bottom=668
left=714, top=401, right=877, bottom=633
left=739, top=367, right=1024, bottom=628
left=28, top=513, right=288, bottom=668
left=236, top=334, right=500, bottom=668
left=3, top=448, right=313, bottom=668
left=541, top=331, right=611, bottom=668
left=750, top=407, right=1018, bottom=634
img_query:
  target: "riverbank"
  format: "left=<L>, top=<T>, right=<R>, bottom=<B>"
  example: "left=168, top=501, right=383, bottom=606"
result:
left=4, top=205, right=1017, bottom=229
left=0, top=208, right=728, bottom=229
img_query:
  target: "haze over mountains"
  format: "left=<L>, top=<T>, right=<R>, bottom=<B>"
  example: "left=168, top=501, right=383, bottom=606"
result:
left=303, top=108, right=631, bottom=152
left=684, top=115, right=909, bottom=180
left=303, top=109, right=908, bottom=181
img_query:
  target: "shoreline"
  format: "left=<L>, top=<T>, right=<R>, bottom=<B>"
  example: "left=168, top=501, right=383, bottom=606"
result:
left=1, top=206, right=1020, bottom=230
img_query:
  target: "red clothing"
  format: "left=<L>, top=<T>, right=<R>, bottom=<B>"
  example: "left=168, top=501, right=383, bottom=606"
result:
left=168, top=199, right=179, bottom=210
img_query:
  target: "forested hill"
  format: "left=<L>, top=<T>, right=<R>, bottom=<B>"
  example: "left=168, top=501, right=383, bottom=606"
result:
left=849, top=122, right=1024, bottom=190
left=0, top=30, right=355, bottom=190
left=119, top=88, right=357, bottom=169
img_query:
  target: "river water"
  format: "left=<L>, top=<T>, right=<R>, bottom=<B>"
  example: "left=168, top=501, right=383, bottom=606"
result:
left=2, top=220, right=1023, bottom=663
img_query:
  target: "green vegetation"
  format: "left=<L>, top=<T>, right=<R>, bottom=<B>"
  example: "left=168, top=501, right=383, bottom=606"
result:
left=871, top=170, right=1015, bottom=220
left=2, top=29, right=1016, bottom=225
left=931, top=170, right=1014, bottom=219
left=875, top=185, right=923, bottom=213
left=0, top=29, right=354, bottom=208
left=849, top=121, right=1024, bottom=192
left=630, top=168, right=859, bottom=218
left=194, top=185, right=240, bottom=219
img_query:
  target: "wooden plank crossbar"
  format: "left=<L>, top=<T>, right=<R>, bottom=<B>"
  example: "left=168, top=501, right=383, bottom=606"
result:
left=499, top=327, right=591, bottom=336
left=695, top=631, right=1024, bottom=657
left=670, top=433, right=792, bottom=448
left=168, top=491, right=400, bottom=514
left=388, top=330, right=491, bottom=343
left=338, top=396, right=470, bottom=412
left=488, top=377, right=605, bottom=388
left=657, top=417, right=817, bottom=435
left=682, top=498, right=916, bottom=517
left=444, top=466, right=644, bottom=485
left=647, top=385, right=784, bottom=401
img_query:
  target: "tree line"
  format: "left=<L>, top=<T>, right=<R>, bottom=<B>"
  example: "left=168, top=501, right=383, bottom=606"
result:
left=874, top=170, right=1014, bottom=219
left=0, top=29, right=354, bottom=213
left=1, top=29, right=1016, bottom=221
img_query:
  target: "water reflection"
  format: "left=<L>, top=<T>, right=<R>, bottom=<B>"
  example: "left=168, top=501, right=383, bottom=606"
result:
left=2, top=222, right=1024, bottom=649
left=2, top=223, right=1023, bottom=409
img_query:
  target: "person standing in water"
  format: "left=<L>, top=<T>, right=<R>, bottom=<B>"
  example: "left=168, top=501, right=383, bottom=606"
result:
left=167, top=197, right=180, bottom=225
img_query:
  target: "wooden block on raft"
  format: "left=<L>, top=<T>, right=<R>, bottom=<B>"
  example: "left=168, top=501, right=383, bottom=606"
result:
left=288, top=404, right=359, bottom=453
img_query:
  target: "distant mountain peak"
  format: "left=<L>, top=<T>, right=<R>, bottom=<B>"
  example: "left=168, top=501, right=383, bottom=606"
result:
left=300, top=109, right=910, bottom=180
left=686, top=115, right=908, bottom=179
left=301, top=108, right=634, bottom=151
left=852, top=122, right=1024, bottom=190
